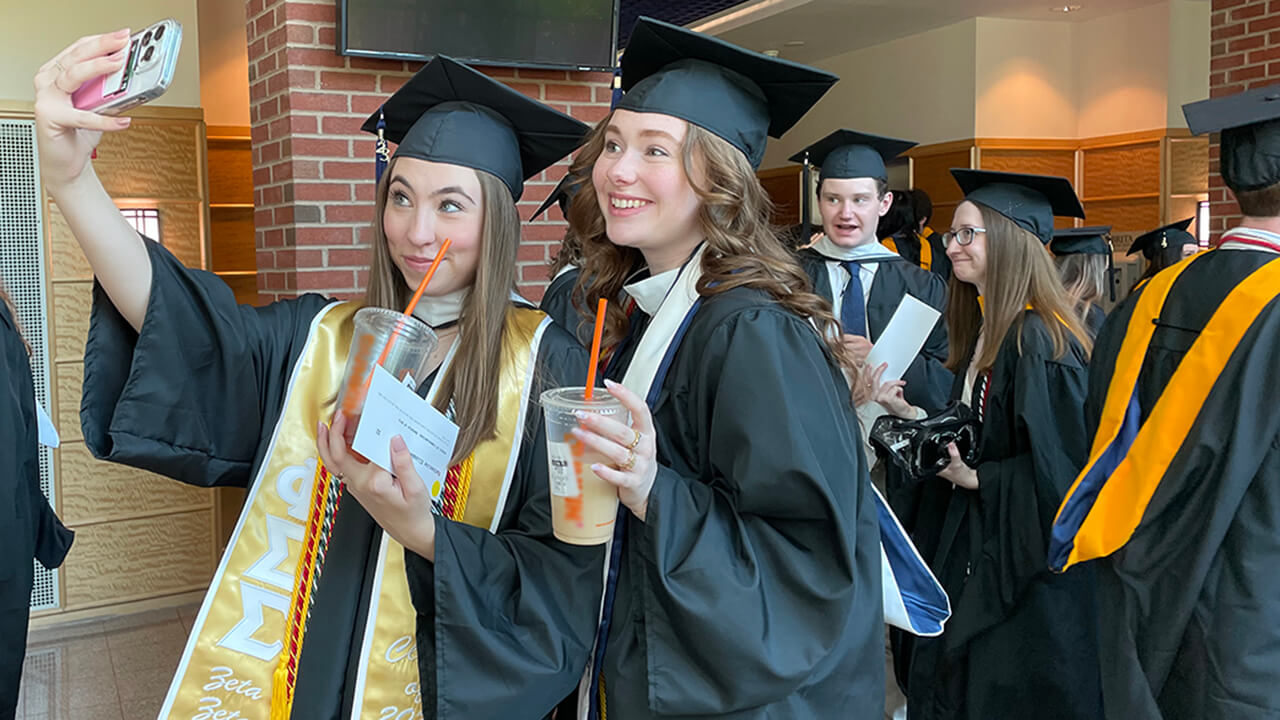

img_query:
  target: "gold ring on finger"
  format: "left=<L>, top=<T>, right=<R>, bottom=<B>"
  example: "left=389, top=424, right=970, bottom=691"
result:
left=626, top=428, right=641, bottom=451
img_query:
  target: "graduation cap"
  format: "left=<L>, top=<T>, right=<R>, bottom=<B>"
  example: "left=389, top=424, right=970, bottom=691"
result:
left=617, top=16, right=838, bottom=169
left=1051, top=225, right=1112, bottom=256
left=951, top=169, right=1085, bottom=245
left=360, top=55, right=588, bottom=201
left=1126, top=218, right=1196, bottom=259
left=1183, top=84, right=1280, bottom=192
left=529, top=168, right=588, bottom=221
left=788, top=130, right=916, bottom=183
left=1053, top=225, right=1116, bottom=301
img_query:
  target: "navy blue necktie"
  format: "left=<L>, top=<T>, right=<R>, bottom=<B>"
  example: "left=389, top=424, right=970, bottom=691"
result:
left=840, top=260, right=867, bottom=337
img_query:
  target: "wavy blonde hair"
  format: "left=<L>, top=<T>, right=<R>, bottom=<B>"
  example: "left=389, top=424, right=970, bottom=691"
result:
left=946, top=202, right=1093, bottom=372
left=364, top=158, right=520, bottom=465
left=567, top=111, right=849, bottom=371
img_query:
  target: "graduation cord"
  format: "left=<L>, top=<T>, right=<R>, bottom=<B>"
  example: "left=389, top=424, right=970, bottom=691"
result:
left=270, top=462, right=344, bottom=719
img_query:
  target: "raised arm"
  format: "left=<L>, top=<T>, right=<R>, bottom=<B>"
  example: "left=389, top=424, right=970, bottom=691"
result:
left=34, top=29, right=153, bottom=331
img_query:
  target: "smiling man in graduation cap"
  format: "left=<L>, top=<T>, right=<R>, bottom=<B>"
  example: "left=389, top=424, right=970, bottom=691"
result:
left=792, top=131, right=953, bottom=415
left=1050, top=84, right=1280, bottom=719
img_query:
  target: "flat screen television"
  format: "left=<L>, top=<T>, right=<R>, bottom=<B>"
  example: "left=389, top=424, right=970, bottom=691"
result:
left=338, top=0, right=619, bottom=72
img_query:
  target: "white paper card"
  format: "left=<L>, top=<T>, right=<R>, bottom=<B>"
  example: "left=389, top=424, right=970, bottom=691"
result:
left=36, top=402, right=60, bottom=448
left=352, top=365, right=459, bottom=490
left=865, top=294, right=942, bottom=384
left=547, top=440, right=579, bottom=498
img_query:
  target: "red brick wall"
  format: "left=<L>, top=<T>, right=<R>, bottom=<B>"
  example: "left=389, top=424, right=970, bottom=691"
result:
left=243, top=0, right=612, bottom=302
left=1208, top=0, right=1280, bottom=239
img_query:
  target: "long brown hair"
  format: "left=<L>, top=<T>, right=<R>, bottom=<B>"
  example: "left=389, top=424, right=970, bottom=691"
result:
left=365, top=158, right=520, bottom=465
left=568, top=111, right=849, bottom=371
left=946, top=202, right=1093, bottom=372
left=0, top=280, right=30, bottom=356
left=1054, top=252, right=1108, bottom=320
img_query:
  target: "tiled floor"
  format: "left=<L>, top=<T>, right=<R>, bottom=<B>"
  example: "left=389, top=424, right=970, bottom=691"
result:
left=14, top=603, right=199, bottom=720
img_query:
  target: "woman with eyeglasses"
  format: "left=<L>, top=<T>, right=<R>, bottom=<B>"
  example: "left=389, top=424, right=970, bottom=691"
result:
left=890, top=170, right=1103, bottom=720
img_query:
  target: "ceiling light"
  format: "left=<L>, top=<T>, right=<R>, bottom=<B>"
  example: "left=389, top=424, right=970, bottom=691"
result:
left=784, top=40, right=806, bottom=47
left=1050, top=5, right=1082, bottom=12
left=763, top=49, right=781, bottom=57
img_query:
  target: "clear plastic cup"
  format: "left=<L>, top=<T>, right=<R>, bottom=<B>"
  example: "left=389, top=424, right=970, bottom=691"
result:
left=540, top=387, right=628, bottom=545
left=333, top=307, right=438, bottom=444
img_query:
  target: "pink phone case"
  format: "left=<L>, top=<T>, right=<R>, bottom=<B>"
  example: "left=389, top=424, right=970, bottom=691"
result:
left=71, top=75, right=111, bottom=111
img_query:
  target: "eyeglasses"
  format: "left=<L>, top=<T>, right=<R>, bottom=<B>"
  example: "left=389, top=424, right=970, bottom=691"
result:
left=942, top=227, right=987, bottom=247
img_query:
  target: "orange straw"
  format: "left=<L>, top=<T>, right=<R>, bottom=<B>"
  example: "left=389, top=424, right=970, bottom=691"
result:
left=584, top=298, right=608, bottom=401
left=376, top=238, right=452, bottom=367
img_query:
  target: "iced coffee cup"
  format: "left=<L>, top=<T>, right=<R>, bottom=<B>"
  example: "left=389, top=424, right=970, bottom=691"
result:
left=333, top=307, right=438, bottom=444
left=540, top=387, right=628, bottom=545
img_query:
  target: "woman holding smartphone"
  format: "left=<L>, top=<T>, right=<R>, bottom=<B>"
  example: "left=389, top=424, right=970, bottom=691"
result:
left=36, top=34, right=602, bottom=719
left=563, top=17, right=884, bottom=718
left=891, top=170, right=1102, bottom=720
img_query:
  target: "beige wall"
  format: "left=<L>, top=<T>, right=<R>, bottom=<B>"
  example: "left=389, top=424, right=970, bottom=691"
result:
left=1075, top=3, right=1172, bottom=138
left=0, top=1, right=201, bottom=106
left=198, top=0, right=250, bottom=127
left=760, top=19, right=978, bottom=170
left=1168, top=0, right=1211, bottom=128
left=974, top=17, right=1077, bottom=139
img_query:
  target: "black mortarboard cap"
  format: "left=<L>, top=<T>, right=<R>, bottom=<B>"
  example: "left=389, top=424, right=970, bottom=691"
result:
left=361, top=56, right=588, bottom=201
left=1183, top=84, right=1280, bottom=191
left=1050, top=225, right=1112, bottom=256
left=787, top=130, right=916, bottom=182
left=951, top=169, right=1085, bottom=245
left=1126, top=218, right=1196, bottom=258
left=616, top=17, right=838, bottom=169
left=529, top=167, right=588, bottom=221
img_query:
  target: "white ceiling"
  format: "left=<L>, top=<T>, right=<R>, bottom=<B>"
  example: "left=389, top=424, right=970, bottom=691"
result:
left=706, top=0, right=1201, bottom=64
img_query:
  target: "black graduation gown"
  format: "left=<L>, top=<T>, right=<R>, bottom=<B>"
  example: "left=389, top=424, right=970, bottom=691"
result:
left=598, top=286, right=885, bottom=719
left=1082, top=248, right=1280, bottom=720
left=903, top=313, right=1102, bottom=720
left=0, top=302, right=73, bottom=716
left=1084, top=302, right=1106, bottom=338
left=893, top=231, right=952, bottom=284
left=538, top=266, right=589, bottom=345
left=799, top=248, right=953, bottom=414
left=80, top=239, right=603, bottom=719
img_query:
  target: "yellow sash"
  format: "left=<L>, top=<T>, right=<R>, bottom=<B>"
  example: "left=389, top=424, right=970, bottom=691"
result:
left=1053, top=252, right=1280, bottom=569
left=347, top=308, right=549, bottom=720
left=159, top=303, right=550, bottom=719
left=881, top=234, right=932, bottom=270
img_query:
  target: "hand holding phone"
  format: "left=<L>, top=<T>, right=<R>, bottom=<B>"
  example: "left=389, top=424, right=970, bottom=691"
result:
left=71, top=19, right=182, bottom=115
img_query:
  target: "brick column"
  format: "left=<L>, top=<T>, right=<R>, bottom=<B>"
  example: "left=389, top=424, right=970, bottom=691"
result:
left=1208, top=0, right=1280, bottom=240
left=243, top=0, right=612, bottom=302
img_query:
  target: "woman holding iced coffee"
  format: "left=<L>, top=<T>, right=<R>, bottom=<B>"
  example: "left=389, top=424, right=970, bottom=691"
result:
left=563, top=18, right=885, bottom=718
left=36, top=34, right=600, bottom=719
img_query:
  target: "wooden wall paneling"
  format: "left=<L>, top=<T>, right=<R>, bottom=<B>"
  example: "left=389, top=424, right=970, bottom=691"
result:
left=50, top=281, right=92, bottom=363
left=219, top=273, right=261, bottom=305
left=978, top=148, right=1077, bottom=181
left=61, top=510, right=215, bottom=610
left=207, top=137, right=255, bottom=205
left=57, top=442, right=213, bottom=526
left=46, top=202, right=93, bottom=282
left=210, top=206, right=258, bottom=271
left=159, top=201, right=205, bottom=268
left=94, top=120, right=203, bottom=201
left=911, top=148, right=973, bottom=206
left=757, top=165, right=801, bottom=226
left=1081, top=198, right=1161, bottom=232
left=1081, top=142, right=1161, bottom=200
left=54, top=363, right=83, bottom=444
left=1168, top=137, right=1210, bottom=196
left=1168, top=195, right=1206, bottom=230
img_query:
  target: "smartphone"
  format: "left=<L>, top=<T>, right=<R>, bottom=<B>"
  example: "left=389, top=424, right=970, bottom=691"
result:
left=72, top=19, right=183, bottom=115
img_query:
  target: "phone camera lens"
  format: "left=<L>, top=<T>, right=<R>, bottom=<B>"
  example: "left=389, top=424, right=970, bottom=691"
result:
left=143, top=30, right=153, bottom=45
left=143, top=46, right=155, bottom=62
left=153, top=25, right=165, bottom=40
